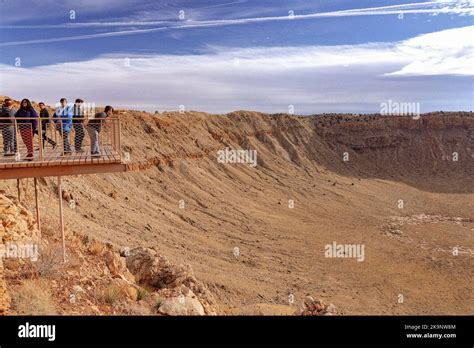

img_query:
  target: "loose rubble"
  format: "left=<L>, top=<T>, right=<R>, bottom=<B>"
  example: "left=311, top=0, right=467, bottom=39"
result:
left=295, top=296, right=338, bottom=316
left=0, top=194, right=217, bottom=315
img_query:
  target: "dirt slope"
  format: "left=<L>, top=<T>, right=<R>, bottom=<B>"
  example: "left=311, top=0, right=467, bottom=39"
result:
left=1, top=98, right=473, bottom=314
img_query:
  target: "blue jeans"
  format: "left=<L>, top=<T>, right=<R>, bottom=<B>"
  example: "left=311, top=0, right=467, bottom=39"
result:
left=1, top=124, right=16, bottom=154
left=62, top=130, right=71, bottom=153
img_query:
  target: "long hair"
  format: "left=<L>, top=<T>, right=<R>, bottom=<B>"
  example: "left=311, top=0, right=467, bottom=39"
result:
left=20, top=98, right=33, bottom=111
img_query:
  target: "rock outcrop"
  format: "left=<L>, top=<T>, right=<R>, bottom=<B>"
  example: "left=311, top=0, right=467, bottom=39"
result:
left=0, top=194, right=40, bottom=315
left=126, top=247, right=216, bottom=314
left=295, top=296, right=338, bottom=316
left=0, top=194, right=39, bottom=244
left=157, top=290, right=205, bottom=316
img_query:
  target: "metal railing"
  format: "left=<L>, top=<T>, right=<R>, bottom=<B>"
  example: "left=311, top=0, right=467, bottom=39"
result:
left=0, top=117, right=121, bottom=164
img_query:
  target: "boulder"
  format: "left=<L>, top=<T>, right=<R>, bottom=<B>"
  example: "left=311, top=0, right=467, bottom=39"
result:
left=294, top=295, right=337, bottom=316
left=125, top=247, right=217, bottom=314
left=125, top=247, right=194, bottom=289
left=157, top=291, right=205, bottom=316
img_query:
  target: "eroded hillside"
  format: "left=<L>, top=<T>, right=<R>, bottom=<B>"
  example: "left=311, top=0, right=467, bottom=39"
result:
left=0, top=99, right=472, bottom=314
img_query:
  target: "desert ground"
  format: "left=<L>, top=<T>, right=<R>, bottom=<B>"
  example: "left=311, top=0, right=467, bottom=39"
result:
left=1, top=99, right=473, bottom=315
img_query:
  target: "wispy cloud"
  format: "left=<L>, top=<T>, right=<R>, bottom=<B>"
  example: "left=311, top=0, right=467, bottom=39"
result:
left=1, top=1, right=472, bottom=46
left=1, top=26, right=472, bottom=114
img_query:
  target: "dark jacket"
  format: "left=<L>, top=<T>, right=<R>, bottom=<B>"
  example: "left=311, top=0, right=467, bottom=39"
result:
left=72, top=104, right=85, bottom=124
left=0, top=106, right=16, bottom=124
left=15, top=108, right=38, bottom=130
left=88, top=112, right=107, bottom=132
left=39, top=108, right=50, bottom=130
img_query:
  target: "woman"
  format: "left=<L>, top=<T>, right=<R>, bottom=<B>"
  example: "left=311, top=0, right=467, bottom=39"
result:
left=15, top=99, right=38, bottom=161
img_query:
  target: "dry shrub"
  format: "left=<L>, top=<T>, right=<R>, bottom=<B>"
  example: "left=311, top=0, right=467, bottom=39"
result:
left=88, top=240, right=105, bottom=256
left=12, top=279, right=57, bottom=315
left=103, top=284, right=120, bottom=305
left=137, top=287, right=149, bottom=301
left=39, top=217, right=59, bottom=238
left=35, top=243, right=65, bottom=278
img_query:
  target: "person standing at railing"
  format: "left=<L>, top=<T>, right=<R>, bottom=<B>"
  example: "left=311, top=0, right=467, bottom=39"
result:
left=0, top=98, right=17, bottom=157
left=87, top=105, right=114, bottom=157
left=14, top=98, right=38, bottom=161
left=53, top=98, right=73, bottom=155
left=72, top=98, right=85, bottom=152
left=38, top=102, right=57, bottom=149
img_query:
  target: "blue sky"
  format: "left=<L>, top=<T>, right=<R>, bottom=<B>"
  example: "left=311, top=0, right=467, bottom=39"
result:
left=0, top=0, right=473, bottom=114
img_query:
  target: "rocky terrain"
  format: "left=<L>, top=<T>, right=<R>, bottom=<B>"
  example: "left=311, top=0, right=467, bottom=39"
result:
left=0, top=193, right=219, bottom=315
left=0, top=96, right=472, bottom=315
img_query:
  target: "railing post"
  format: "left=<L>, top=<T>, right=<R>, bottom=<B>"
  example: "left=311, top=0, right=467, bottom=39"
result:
left=98, top=119, right=103, bottom=154
left=38, top=117, right=43, bottom=161
left=111, top=119, right=116, bottom=152
left=13, top=119, right=19, bottom=160
left=117, top=118, right=122, bottom=159
left=60, top=121, right=64, bottom=156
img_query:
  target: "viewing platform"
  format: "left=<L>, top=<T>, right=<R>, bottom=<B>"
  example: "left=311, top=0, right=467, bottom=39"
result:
left=0, top=117, right=127, bottom=179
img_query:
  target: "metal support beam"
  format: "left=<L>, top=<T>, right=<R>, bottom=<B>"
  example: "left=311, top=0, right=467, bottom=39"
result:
left=57, top=176, right=66, bottom=263
left=16, top=179, right=21, bottom=202
left=34, top=177, right=41, bottom=237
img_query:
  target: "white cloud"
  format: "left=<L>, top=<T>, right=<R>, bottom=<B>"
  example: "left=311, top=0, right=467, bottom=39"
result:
left=389, top=25, right=474, bottom=75
left=0, top=27, right=472, bottom=114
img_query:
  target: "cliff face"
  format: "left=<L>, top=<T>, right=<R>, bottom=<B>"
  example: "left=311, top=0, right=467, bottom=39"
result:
left=120, top=110, right=473, bottom=192
left=0, top=96, right=472, bottom=315
left=310, top=113, right=473, bottom=190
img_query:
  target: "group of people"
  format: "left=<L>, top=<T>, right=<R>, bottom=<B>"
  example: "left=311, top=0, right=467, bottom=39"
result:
left=0, top=98, right=114, bottom=161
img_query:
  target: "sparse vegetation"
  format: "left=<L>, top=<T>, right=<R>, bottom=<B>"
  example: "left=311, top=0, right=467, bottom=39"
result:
left=12, top=279, right=57, bottom=315
left=137, top=287, right=149, bottom=301
left=154, top=296, right=163, bottom=309
left=103, top=284, right=121, bottom=305
left=36, top=243, right=64, bottom=278
left=88, top=240, right=105, bottom=255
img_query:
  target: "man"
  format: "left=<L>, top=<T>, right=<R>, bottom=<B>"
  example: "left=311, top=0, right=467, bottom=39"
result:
left=87, top=105, right=113, bottom=157
left=72, top=98, right=85, bottom=152
left=0, top=98, right=17, bottom=156
left=38, top=102, right=57, bottom=149
left=53, top=98, right=73, bottom=155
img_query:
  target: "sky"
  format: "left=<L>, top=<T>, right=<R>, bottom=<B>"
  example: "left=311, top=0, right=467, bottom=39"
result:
left=0, top=0, right=473, bottom=114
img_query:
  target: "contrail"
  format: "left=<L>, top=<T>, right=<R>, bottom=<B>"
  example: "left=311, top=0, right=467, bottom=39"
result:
left=1, top=1, right=471, bottom=46
left=0, top=1, right=449, bottom=29
left=198, top=0, right=248, bottom=9
left=0, top=0, right=249, bottom=28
